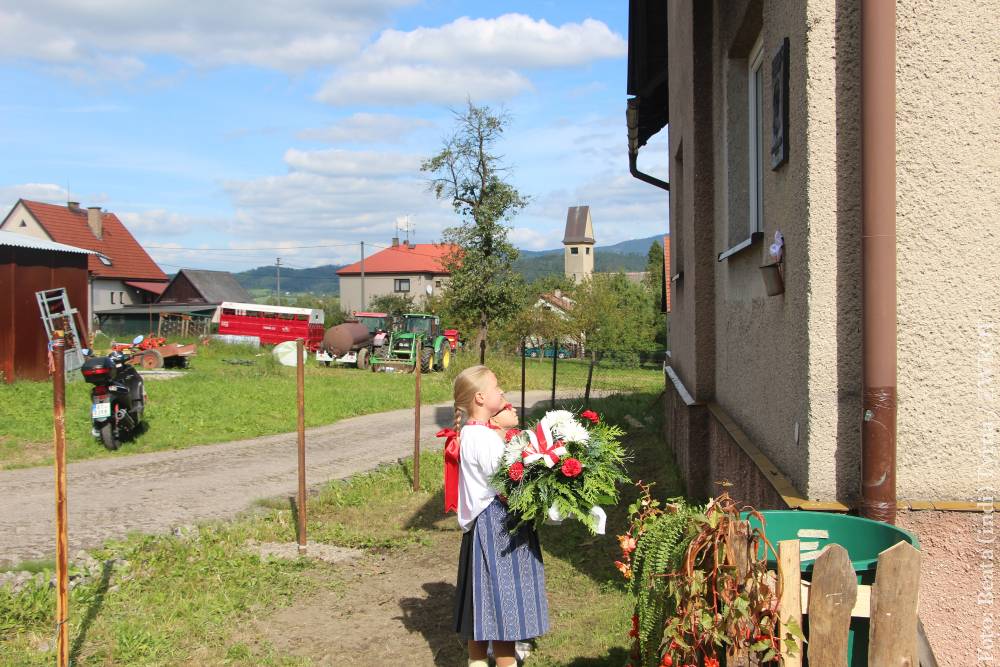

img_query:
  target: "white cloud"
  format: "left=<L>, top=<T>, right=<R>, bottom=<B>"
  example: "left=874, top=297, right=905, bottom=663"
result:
left=0, top=0, right=415, bottom=80
left=297, top=113, right=432, bottom=144
left=509, top=226, right=563, bottom=251
left=283, top=148, right=422, bottom=177
left=317, top=64, right=531, bottom=106
left=316, top=13, right=624, bottom=106
left=365, top=15, right=626, bottom=68
left=0, top=183, right=68, bottom=211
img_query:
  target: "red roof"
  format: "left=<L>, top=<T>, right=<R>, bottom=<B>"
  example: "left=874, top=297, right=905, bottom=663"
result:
left=124, top=280, right=168, bottom=295
left=337, top=243, right=456, bottom=276
left=17, top=200, right=167, bottom=281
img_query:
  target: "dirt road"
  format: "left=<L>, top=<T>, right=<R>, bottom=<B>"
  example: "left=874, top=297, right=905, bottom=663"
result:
left=0, top=390, right=584, bottom=567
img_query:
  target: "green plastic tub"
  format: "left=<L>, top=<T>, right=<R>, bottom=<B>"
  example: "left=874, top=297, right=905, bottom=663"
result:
left=742, top=510, right=919, bottom=666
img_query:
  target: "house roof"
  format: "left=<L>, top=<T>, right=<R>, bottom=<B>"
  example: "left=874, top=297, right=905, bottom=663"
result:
left=538, top=292, right=575, bottom=313
left=337, top=243, right=455, bottom=276
left=159, top=269, right=252, bottom=304
left=563, top=206, right=595, bottom=244
left=13, top=200, right=167, bottom=281
left=0, top=229, right=94, bottom=255
left=124, top=280, right=168, bottom=296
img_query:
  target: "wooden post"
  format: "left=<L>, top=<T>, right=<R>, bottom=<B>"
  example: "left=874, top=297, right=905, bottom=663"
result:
left=869, top=542, right=921, bottom=666
left=520, top=337, right=527, bottom=427
left=807, top=545, right=857, bottom=666
left=413, top=339, right=422, bottom=491
left=584, top=353, right=595, bottom=408
left=550, top=338, right=558, bottom=409
left=296, top=339, right=307, bottom=554
left=51, top=334, right=69, bottom=667
left=479, top=338, right=486, bottom=365
left=777, top=540, right=803, bottom=667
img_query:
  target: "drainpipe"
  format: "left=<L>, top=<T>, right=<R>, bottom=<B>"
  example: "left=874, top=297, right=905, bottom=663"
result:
left=626, top=99, right=670, bottom=192
left=860, top=0, right=897, bottom=524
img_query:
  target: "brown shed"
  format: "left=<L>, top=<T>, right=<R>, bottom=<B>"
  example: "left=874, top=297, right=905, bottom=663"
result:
left=0, top=230, right=92, bottom=382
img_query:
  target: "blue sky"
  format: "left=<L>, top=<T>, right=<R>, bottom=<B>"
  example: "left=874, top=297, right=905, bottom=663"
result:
left=0, top=1, right=669, bottom=272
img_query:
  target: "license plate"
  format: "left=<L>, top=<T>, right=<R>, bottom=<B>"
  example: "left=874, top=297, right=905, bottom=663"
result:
left=92, top=402, right=111, bottom=419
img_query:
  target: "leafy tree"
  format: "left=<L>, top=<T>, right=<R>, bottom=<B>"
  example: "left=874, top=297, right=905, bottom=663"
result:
left=643, top=241, right=669, bottom=347
left=421, top=100, right=528, bottom=354
left=368, top=294, right=415, bottom=320
left=568, top=274, right=657, bottom=359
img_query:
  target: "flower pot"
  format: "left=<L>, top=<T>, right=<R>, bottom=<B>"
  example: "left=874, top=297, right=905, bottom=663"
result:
left=759, top=262, right=785, bottom=296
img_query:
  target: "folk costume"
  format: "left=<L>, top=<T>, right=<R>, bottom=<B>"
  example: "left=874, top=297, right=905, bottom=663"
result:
left=438, top=421, right=549, bottom=642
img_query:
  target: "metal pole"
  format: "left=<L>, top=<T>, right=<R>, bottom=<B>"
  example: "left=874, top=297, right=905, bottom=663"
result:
left=860, top=0, right=897, bottom=524
left=360, top=241, right=366, bottom=312
left=276, top=257, right=282, bottom=306
left=584, top=353, right=595, bottom=408
left=296, top=339, right=307, bottom=553
left=413, top=338, right=421, bottom=491
left=520, top=337, right=527, bottom=427
left=51, top=334, right=69, bottom=667
left=551, top=338, right=558, bottom=409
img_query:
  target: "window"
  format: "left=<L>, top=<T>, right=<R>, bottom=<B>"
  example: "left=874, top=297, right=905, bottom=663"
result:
left=18, top=220, right=26, bottom=227
left=748, top=34, right=765, bottom=235
left=110, top=291, right=115, bottom=305
left=585, top=247, right=591, bottom=255
left=394, top=278, right=410, bottom=293
left=119, top=291, right=125, bottom=305
left=435, top=280, right=442, bottom=287
left=570, top=247, right=579, bottom=255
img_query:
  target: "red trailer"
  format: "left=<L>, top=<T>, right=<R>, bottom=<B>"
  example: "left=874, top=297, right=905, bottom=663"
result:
left=217, top=301, right=325, bottom=349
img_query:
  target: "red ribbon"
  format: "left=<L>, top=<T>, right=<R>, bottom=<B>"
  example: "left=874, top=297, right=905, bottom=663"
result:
left=437, top=427, right=460, bottom=513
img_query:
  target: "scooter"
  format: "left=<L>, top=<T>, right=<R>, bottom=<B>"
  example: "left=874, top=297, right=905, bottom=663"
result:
left=80, top=335, right=147, bottom=451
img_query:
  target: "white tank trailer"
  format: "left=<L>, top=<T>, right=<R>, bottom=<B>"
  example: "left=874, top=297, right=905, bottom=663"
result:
left=316, top=322, right=373, bottom=369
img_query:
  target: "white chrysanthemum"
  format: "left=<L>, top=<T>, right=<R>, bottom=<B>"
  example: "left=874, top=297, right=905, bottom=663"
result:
left=542, top=410, right=575, bottom=432
left=551, top=419, right=590, bottom=444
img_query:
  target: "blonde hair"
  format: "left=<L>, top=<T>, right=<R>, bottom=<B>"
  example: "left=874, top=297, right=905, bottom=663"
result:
left=453, top=365, right=494, bottom=431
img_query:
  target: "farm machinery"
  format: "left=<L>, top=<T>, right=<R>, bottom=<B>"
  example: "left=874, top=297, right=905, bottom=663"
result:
left=315, top=312, right=390, bottom=369
left=371, top=313, right=451, bottom=373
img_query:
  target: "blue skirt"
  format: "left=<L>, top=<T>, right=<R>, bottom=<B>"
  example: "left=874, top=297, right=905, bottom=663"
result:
left=454, top=498, right=549, bottom=641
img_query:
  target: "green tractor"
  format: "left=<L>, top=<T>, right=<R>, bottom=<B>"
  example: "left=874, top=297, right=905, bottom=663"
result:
left=371, top=313, right=452, bottom=373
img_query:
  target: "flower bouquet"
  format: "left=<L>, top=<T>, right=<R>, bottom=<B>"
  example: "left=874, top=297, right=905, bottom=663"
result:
left=490, top=409, right=629, bottom=535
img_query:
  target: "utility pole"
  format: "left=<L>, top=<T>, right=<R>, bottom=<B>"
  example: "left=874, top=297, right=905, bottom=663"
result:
left=360, top=242, right=366, bottom=311
left=275, top=257, right=281, bottom=306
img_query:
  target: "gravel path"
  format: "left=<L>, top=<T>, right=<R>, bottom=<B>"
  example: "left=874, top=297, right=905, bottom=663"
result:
left=0, top=390, right=585, bottom=567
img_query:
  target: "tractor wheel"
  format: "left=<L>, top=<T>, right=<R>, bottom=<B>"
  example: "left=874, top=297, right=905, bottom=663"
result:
left=420, top=346, right=433, bottom=373
left=436, top=346, right=451, bottom=371
left=141, top=349, right=164, bottom=370
left=356, top=347, right=370, bottom=370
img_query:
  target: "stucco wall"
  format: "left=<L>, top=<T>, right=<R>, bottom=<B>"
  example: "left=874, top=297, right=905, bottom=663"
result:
left=339, top=273, right=442, bottom=314
left=563, top=244, right=594, bottom=283
left=894, top=0, right=1000, bottom=500
left=708, top=0, right=815, bottom=496
left=0, top=202, right=49, bottom=240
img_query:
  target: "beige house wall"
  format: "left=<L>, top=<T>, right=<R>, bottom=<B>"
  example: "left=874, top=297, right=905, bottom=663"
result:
left=339, top=273, right=445, bottom=314
left=0, top=202, right=50, bottom=240
left=563, top=244, right=594, bottom=283
left=666, top=0, right=999, bottom=503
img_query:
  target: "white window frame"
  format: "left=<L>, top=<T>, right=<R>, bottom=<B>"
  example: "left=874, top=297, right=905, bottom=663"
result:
left=748, top=34, right=765, bottom=235
left=394, top=278, right=410, bottom=293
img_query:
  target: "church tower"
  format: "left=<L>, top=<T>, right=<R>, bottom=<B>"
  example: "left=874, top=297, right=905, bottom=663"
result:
left=563, top=205, right=595, bottom=283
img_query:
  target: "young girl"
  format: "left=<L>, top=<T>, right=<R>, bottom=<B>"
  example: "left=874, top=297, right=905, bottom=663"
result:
left=448, top=365, right=548, bottom=667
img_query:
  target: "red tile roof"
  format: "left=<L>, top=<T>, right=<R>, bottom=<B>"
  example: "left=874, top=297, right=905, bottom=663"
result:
left=337, top=243, right=456, bottom=276
left=18, top=200, right=167, bottom=281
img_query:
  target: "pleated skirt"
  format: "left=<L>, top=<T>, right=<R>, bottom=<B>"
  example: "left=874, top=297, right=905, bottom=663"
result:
left=454, top=497, right=549, bottom=642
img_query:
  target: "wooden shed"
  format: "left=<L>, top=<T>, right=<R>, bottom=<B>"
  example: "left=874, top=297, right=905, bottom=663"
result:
left=0, top=230, right=92, bottom=382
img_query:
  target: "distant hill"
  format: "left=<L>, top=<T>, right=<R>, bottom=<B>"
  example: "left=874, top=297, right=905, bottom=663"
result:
left=513, top=234, right=665, bottom=282
left=228, top=234, right=667, bottom=294
left=234, top=264, right=343, bottom=295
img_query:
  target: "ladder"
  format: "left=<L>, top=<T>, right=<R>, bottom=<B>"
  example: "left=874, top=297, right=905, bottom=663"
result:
left=35, top=288, right=86, bottom=376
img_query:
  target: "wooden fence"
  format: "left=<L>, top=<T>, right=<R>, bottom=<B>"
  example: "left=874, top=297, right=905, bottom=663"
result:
left=767, top=540, right=930, bottom=667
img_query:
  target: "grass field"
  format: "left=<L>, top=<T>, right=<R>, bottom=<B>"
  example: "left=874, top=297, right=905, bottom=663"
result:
left=0, top=341, right=664, bottom=469
left=0, top=392, right=683, bottom=666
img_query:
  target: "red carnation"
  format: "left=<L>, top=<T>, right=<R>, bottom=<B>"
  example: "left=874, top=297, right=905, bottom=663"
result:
left=504, top=428, right=521, bottom=443
left=508, top=461, right=524, bottom=482
left=561, top=457, right=582, bottom=477
left=704, top=659, right=719, bottom=667
left=580, top=409, right=600, bottom=424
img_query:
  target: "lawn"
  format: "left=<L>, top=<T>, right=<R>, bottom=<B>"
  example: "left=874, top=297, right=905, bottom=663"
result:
left=0, top=392, right=684, bottom=666
left=0, top=340, right=664, bottom=469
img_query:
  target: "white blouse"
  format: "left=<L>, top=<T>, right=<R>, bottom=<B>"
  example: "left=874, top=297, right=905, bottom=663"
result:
left=457, top=424, right=505, bottom=532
